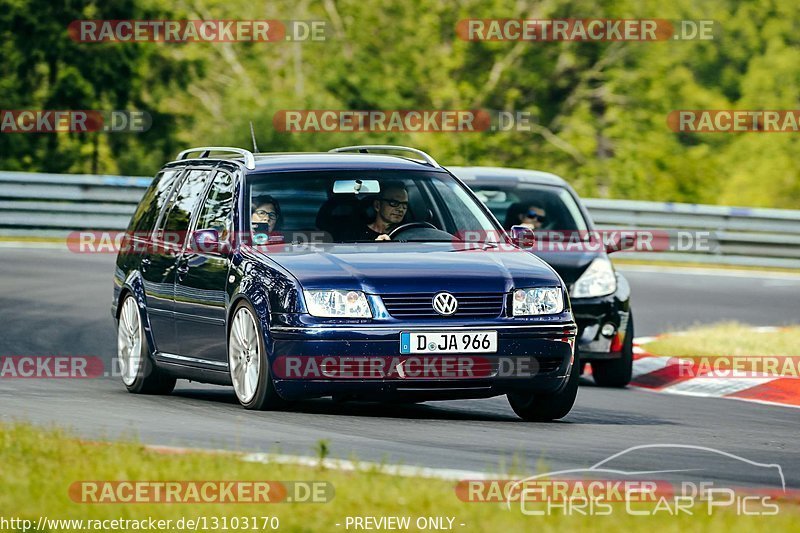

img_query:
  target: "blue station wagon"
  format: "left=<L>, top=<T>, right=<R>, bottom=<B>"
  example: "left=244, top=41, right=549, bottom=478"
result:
left=112, top=145, right=579, bottom=420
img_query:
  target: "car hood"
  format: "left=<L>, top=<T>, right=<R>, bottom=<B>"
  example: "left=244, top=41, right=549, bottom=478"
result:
left=255, top=242, right=563, bottom=294
left=530, top=250, right=597, bottom=285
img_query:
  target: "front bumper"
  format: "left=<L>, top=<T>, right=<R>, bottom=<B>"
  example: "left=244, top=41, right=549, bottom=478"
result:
left=268, top=322, right=577, bottom=401
left=572, top=291, right=630, bottom=360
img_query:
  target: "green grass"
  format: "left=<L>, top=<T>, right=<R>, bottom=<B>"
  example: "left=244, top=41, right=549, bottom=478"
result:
left=0, top=235, right=66, bottom=244
left=1, top=422, right=798, bottom=531
left=611, top=258, right=800, bottom=275
left=644, top=322, right=800, bottom=358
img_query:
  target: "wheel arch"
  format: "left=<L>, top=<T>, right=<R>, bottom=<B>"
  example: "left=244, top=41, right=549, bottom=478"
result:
left=117, top=272, right=157, bottom=356
left=226, top=289, right=274, bottom=362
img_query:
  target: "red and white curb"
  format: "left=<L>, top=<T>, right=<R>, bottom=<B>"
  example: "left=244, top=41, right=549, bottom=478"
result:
left=600, top=332, right=800, bottom=409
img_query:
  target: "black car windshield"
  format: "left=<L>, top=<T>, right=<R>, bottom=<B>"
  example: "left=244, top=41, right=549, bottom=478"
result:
left=246, top=170, right=501, bottom=244
left=471, top=183, right=589, bottom=233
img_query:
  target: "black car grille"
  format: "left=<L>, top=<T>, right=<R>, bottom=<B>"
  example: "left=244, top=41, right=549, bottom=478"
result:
left=535, top=358, right=563, bottom=374
left=380, top=292, right=505, bottom=319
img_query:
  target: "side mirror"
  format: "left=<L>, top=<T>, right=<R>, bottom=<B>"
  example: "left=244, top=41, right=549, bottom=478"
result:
left=509, top=225, right=535, bottom=249
left=605, top=231, right=637, bottom=254
left=190, top=228, right=230, bottom=254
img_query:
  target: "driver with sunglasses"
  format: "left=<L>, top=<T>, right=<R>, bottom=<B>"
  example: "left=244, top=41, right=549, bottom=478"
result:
left=353, top=181, right=409, bottom=241
left=518, top=204, right=547, bottom=230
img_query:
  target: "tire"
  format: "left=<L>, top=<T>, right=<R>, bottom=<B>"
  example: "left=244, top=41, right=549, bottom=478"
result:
left=591, top=313, right=634, bottom=388
left=228, top=301, right=286, bottom=410
left=506, top=354, right=580, bottom=421
left=117, top=295, right=176, bottom=394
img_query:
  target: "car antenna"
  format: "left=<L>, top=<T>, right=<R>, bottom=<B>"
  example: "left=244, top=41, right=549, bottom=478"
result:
left=249, top=121, right=259, bottom=153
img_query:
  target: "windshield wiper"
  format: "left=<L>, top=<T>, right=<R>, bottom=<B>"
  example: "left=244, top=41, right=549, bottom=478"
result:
left=399, top=239, right=456, bottom=243
left=449, top=241, right=500, bottom=251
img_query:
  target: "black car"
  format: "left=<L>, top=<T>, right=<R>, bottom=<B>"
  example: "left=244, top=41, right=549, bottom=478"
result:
left=112, top=146, right=580, bottom=420
left=450, top=166, right=634, bottom=387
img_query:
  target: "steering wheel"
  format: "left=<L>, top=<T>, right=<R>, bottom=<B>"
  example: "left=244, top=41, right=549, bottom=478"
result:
left=387, top=221, right=437, bottom=239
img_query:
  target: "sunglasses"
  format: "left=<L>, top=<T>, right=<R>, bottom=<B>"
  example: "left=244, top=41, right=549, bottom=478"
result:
left=380, top=199, right=409, bottom=209
left=524, top=211, right=546, bottom=221
left=253, top=210, right=278, bottom=220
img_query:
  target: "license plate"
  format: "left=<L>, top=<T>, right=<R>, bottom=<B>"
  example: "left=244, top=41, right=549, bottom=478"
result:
left=400, top=331, right=498, bottom=354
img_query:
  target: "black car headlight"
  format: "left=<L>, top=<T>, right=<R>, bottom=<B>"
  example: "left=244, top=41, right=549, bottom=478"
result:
left=571, top=257, right=617, bottom=299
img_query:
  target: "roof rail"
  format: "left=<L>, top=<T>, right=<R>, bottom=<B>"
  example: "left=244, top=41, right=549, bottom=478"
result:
left=176, top=147, right=256, bottom=170
left=328, top=145, right=441, bottom=168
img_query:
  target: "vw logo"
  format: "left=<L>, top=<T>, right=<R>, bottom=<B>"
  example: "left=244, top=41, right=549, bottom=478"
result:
left=432, top=292, right=458, bottom=316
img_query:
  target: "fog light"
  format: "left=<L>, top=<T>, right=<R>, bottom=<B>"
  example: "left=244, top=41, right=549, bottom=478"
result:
left=601, top=323, right=616, bottom=337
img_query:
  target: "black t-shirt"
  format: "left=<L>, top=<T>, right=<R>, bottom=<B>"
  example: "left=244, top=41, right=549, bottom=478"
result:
left=349, top=225, right=384, bottom=241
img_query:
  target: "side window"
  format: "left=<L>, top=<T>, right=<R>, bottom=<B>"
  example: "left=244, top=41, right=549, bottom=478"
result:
left=157, top=169, right=213, bottom=247
left=471, top=187, right=513, bottom=222
left=195, top=171, right=235, bottom=240
left=127, top=169, right=181, bottom=234
left=429, top=179, right=489, bottom=233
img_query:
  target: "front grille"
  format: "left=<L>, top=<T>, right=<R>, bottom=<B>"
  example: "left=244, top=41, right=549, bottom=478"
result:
left=535, top=358, right=563, bottom=374
left=380, top=292, right=505, bottom=319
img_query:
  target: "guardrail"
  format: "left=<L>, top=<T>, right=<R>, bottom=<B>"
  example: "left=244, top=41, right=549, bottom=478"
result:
left=583, top=199, right=800, bottom=268
left=1, top=170, right=799, bottom=269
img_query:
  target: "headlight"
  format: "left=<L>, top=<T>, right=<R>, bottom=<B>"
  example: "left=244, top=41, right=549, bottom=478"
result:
left=571, top=257, right=617, bottom=298
left=512, top=287, right=564, bottom=316
left=303, top=290, right=372, bottom=318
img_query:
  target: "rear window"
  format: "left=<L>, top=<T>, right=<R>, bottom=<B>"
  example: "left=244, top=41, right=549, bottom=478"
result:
left=195, top=170, right=235, bottom=239
left=127, top=169, right=182, bottom=233
left=156, top=169, right=213, bottom=246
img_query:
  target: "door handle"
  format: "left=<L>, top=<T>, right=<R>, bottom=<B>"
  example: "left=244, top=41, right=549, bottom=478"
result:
left=176, top=261, right=189, bottom=280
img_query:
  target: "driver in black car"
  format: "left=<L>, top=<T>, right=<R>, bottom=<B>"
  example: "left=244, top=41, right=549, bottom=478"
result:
left=251, top=194, right=282, bottom=244
left=353, top=181, right=408, bottom=241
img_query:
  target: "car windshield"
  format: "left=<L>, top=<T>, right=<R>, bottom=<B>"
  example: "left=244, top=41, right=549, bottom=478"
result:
left=246, top=170, right=501, bottom=244
left=471, top=183, right=589, bottom=234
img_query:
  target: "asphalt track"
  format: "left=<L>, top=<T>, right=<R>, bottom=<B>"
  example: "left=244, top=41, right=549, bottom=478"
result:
left=1, top=247, right=799, bottom=489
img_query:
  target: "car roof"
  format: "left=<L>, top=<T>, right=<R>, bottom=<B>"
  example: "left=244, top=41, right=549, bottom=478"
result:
left=194, top=153, right=449, bottom=173
left=446, top=166, right=569, bottom=188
